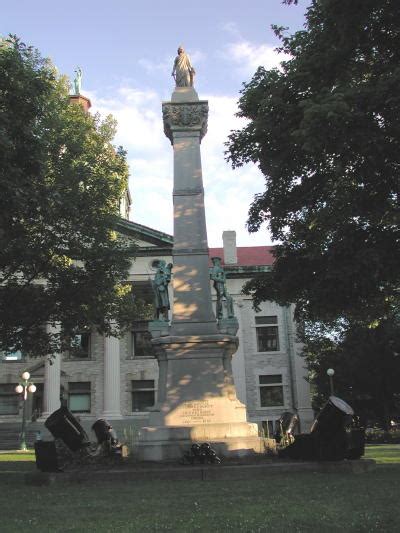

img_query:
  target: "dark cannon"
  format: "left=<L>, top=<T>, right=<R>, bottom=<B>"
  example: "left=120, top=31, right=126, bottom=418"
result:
left=274, top=411, right=299, bottom=444
left=279, top=396, right=365, bottom=461
left=34, top=406, right=90, bottom=472
left=91, top=418, right=124, bottom=456
left=34, top=408, right=126, bottom=472
left=181, top=442, right=222, bottom=465
left=44, top=406, right=90, bottom=451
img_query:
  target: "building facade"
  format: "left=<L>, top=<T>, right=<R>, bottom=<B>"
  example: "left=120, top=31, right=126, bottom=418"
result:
left=0, top=220, right=313, bottom=439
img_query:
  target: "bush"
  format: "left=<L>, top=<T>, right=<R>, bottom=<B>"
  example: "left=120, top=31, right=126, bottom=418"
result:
left=365, top=429, right=400, bottom=444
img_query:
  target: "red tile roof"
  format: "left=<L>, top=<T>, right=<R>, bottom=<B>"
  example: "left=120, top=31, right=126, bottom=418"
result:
left=208, top=246, right=275, bottom=267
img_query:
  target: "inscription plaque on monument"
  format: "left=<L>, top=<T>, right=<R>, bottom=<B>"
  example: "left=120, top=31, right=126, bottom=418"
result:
left=178, top=400, right=213, bottom=425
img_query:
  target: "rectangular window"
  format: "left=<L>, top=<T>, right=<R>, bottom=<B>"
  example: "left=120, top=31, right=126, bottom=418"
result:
left=259, top=375, right=284, bottom=407
left=131, top=380, right=155, bottom=412
left=132, top=331, right=154, bottom=358
left=255, top=316, right=279, bottom=351
left=2, top=350, right=23, bottom=361
left=68, top=382, right=91, bottom=413
left=0, top=384, right=19, bottom=415
left=69, top=332, right=91, bottom=358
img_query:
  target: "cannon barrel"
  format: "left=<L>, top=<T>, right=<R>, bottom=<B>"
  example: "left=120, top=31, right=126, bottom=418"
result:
left=45, top=406, right=90, bottom=452
left=311, top=396, right=354, bottom=440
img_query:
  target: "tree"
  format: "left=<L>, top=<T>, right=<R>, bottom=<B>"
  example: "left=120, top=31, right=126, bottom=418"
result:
left=0, top=36, right=148, bottom=358
left=304, top=318, right=400, bottom=430
left=226, top=0, right=400, bottom=326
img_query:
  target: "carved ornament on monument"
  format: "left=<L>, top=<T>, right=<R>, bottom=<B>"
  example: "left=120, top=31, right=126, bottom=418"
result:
left=162, top=102, right=208, bottom=143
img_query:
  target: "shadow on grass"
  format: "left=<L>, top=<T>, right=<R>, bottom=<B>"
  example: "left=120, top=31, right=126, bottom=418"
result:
left=0, top=446, right=399, bottom=531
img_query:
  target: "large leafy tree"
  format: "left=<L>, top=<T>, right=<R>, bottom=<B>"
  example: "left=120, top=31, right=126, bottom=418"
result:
left=226, top=1, right=400, bottom=421
left=305, top=317, right=400, bottom=429
left=226, top=0, right=400, bottom=326
left=0, top=37, right=147, bottom=357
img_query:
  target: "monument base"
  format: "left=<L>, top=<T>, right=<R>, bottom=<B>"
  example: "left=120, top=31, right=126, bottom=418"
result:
left=136, top=422, right=269, bottom=461
left=136, top=332, right=265, bottom=461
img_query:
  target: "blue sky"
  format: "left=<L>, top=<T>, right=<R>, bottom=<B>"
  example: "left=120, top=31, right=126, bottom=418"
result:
left=3, top=0, right=309, bottom=246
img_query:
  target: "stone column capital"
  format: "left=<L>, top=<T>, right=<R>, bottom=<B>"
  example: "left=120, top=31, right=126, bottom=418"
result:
left=162, top=101, right=208, bottom=143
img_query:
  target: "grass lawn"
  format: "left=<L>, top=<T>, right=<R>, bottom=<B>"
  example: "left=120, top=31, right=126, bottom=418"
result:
left=0, top=446, right=399, bottom=532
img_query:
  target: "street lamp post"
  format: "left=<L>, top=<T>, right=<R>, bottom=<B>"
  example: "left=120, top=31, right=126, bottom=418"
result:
left=326, top=368, right=335, bottom=396
left=15, top=371, right=36, bottom=451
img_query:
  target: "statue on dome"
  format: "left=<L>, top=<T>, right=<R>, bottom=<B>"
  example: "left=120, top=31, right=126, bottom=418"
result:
left=73, top=67, right=83, bottom=95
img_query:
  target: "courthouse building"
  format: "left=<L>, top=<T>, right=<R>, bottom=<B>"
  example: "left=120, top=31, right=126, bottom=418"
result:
left=0, top=94, right=313, bottom=443
left=0, top=221, right=313, bottom=439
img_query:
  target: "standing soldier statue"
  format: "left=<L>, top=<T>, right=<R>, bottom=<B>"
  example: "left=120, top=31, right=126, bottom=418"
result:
left=209, top=257, right=234, bottom=320
left=153, top=260, right=173, bottom=321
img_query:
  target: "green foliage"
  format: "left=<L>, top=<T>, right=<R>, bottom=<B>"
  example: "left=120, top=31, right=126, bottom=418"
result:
left=304, top=316, right=400, bottom=429
left=366, top=429, right=400, bottom=444
left=226, top=0, right=400, bottom=326
left=0, top=36, right=144, bottom=357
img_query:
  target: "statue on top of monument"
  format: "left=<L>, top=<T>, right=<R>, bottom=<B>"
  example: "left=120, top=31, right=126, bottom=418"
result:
left=73, top=67, right=83, bottom=95
left=209, top=257, right=235, bottom=320
left=153, top=260, right=173, bottom=321
left=172, top=46, right=195, bottom=87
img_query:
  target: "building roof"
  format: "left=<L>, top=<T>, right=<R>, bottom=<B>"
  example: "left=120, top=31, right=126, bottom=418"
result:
left=117, top=217, right=275, bottom=267
left=208, top=246, right=275, bottom=267
left=116, top=218, right=173, bottom=247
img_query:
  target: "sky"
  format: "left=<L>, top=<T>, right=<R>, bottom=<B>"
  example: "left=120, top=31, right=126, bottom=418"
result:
left=2, top=0, right=309, bottom=247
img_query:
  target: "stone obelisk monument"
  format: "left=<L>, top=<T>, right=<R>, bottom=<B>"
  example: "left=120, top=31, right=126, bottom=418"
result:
left=137, top=47, right=263, bottom=460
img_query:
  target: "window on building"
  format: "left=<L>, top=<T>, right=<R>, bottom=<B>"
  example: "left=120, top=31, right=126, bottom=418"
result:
left=68, top=382, right=91, bottom=413
left=255, top=316, right=279, bottom=352
left=259, top=375, right=284, bottom=407
left=131, top=380, right=155, bottom=412
left=132, top=331, right=154, bottom=358
left=0, top=384, right=19, bottom=415
left=1, top=350, right=23, bottom=361
left=69, top=332, right=91, bottom=358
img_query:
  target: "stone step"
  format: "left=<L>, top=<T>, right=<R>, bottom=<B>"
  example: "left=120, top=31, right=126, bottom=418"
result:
left=0, top=423, right=40, bottom=450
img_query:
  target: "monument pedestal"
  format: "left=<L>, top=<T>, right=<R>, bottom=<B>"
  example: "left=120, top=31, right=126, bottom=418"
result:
left=137, top=334, right=265, bottom=461
left=137, top=424, right=267, bottom=461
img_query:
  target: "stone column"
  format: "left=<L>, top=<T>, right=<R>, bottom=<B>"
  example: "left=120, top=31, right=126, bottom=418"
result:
left=137, top=87, right=262, bottom=461
left=42, top=324, right=61, bottom=418
left=42, top=355, right=61, bottom=417
left=163, top=89, right=217, bottom=336
left=102, top=333, right=122, bottom=418
left=223, top=230, right=238, bottom=265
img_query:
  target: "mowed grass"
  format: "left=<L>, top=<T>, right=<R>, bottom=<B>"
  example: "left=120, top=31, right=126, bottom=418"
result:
left=0, top=451, right=35, bottom=471
left=0, top=446, right=399, bottom=532
left=364, top=444, right=400, bottom=464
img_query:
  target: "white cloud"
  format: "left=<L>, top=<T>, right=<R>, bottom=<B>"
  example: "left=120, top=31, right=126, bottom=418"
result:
left=223, top=40, right=284, bottom=78
left=189, top=50, right=206, bottom=65
left=220, top=21, right=242, bottom=39
left=89, top=87, right=164, bottom=153
left=138, top=57, right=171, bottom=76
left=87, top=84, right=272, bottom=248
